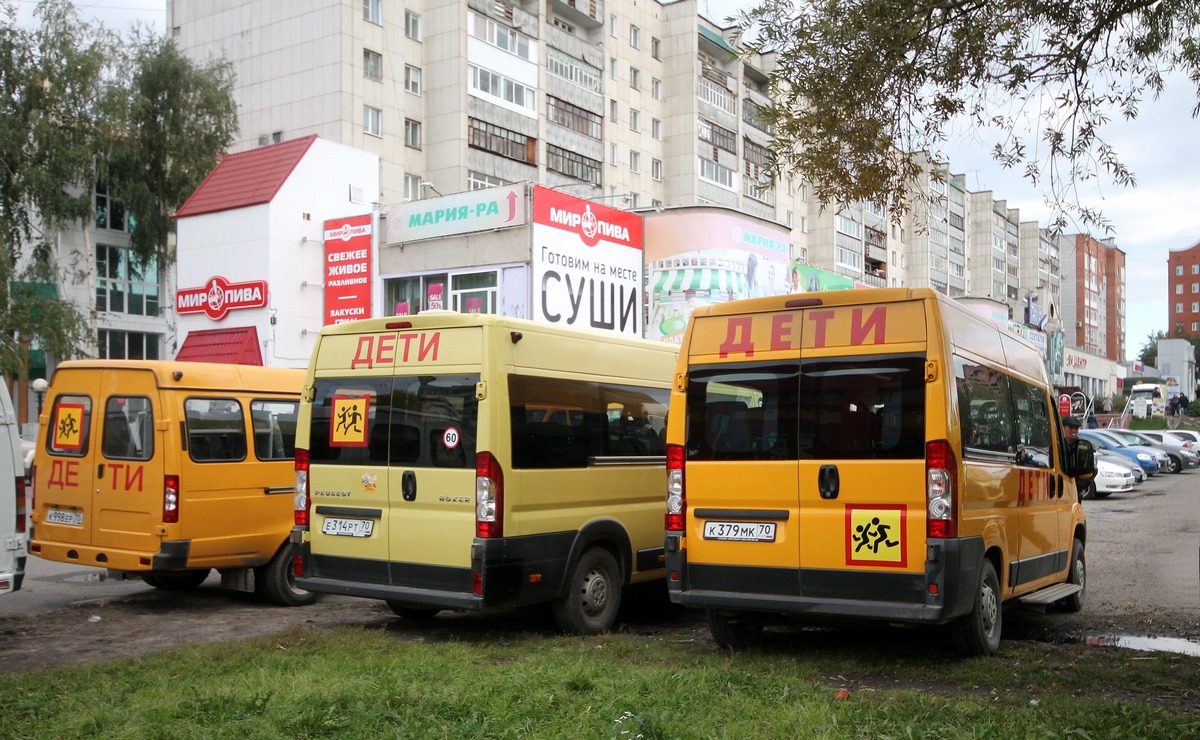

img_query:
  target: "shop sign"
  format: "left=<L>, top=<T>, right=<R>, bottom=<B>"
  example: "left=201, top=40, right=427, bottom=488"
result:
left=324, top=214, right=373, bottom=325
left=176, top=276, right=268, bottom=321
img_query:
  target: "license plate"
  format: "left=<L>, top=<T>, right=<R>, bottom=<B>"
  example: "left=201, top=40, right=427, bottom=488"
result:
left=46, top=509, right=84, bottom=526
left=321, top=517, right=374, bottom=538
left=703, top=521, right=776, bottom=542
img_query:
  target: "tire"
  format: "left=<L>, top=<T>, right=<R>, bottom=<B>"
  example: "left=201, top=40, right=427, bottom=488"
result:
left=256, top=545, right=317, bottom=606
left=551, top=547, right=622, bottom=635
left=1058, top=538, right=1085, bottom=613
left=1079, top=480, right=1095, bottom=500
left=707, top=609, right=763, bottom=650
left=950, top=559, right=1002, bottom=656
left=1165, top=454, right=1182, bottom=474
left=141, top=569, right=211, bottom=591
left=385, top=601, right=440, bottom=620
left=1091, top=490, right=1112, bottom=499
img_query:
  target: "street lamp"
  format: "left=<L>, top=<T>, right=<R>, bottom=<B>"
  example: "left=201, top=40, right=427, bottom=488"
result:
left=30, top=377, right=48, bottom=416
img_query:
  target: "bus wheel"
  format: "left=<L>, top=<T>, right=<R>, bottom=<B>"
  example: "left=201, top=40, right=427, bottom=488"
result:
left=552, top=548, right=622, bottom=635
left=707, top=609, right=763, bottom=649
left=1057, top=538, right=1086, bottom=613
left=950, top=559, right=1002, bottom=656
left=141, top=569, right=210, bottom=591
left=257, top=546, right=317, bottom=607
left=385, top=601, right=440, bottom=620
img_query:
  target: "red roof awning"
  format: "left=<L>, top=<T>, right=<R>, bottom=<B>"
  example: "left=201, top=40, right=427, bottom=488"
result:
left=175, top=326, right=263, bottom=366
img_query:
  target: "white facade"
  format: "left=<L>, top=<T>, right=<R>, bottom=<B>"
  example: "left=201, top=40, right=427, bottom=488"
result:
left=175, top=138, right=379, bottom=367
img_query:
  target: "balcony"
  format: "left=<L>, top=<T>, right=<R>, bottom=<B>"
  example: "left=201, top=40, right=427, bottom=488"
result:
left=697, top=77, right=735, bottom=114
left=552, top=0, right=603, bottom=27
left=743, top=180, right=775, bottom=206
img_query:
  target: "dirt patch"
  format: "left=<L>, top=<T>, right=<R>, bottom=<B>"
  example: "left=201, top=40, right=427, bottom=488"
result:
left=1, top=582, right=1196, bottom=675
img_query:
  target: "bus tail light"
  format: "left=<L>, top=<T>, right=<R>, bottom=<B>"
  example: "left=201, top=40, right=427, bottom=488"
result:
left=163, top=475, right=180, bottom=524
left=476, top=451, right=503, bottom=538
left=665, top=444, right=686, bottom=532
left=294, top=448, right=310, bottom=528
left=926, top=439, right=957, bottom=539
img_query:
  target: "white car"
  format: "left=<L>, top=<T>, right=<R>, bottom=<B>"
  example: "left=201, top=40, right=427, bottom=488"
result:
left=1093, top=457, right=1136, bottom=496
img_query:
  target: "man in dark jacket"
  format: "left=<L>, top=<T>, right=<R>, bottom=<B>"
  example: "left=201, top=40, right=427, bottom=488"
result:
left=1062, top=416, right=1096, bottom=500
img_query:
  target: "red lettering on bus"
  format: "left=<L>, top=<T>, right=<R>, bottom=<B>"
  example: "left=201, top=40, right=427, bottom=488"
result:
left=718, top=317, right=755, bottom=358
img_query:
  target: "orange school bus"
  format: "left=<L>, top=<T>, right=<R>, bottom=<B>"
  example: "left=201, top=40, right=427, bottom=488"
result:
left=30, top=361, right=312, bottom=605
left=663, top=288, right=1087, bottom=655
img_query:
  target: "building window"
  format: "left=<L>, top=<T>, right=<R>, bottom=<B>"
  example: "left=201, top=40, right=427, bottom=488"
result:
left=836, top=246, right=863, bottom=270
left=363, top=0, right=381, bottom=25
left=652, top=158, right=662, bottom=181
left=630, top=67, right=641, bottom=89
left=99, top=329, right=159, bottom=360
left=610, top=57, right=618, bottom=79
left=651, top=37, right=661, bottom=60
left=786, top=211, right=794, bottom=228
left=609, top=14, right=617, bottom=37
left=652, top=118, right=662, bottom=140
left=630, top=25, right=640, bottom=49
left=1177, top=284, right=1184, bottom=294
left=468, top=65, right=536, bottom=112
left=552, top=17, right=575, bottom=35
left=96, top=245, right=159, bottom=316
left=405, top=174, right=422, bottom=201
left=629, top=109, right=640, bottom=131
left=743, top=138, right=772, bottom=188
left=364, top=105, right=381, bottom=136
left=405, top=65, right=422, bottom=94
left=547, top=96, right=602, bottom=139
left=697, top=118, right=736, bottom=153
left=1177, top=302, right=1184, bottom=314
left=609, top=142, right=618, bottom=165
left=94, top=183, right=128, bottom=232
left=609, top=98, right=618, bottom=121
left=697, top=157, right=734, bottom=188
left=1194, top=283, right=1199, bottom=293
left=836, top=215, right=863, bottom=239
left=652, top=78, right=662, bottom=100
left=1176, top=265, right=1184, bottom=275
left=547, top=144, right=602, bottom=185
left=404, top=10, right=421, bottom=40
left=405, top=119, right=422, bottom=149
left=468, top=10, right=533, bottom=60
left=630, top=151, right=640, bottom=173
left=547, top=48, right=601, bottom=92
left=363, top=49, right=382, bottom=81
left=468, top=118, right=536, bottom=163
left=1194, top=322, right=1199, bottom=331
left=1192, top=302, right=1198, bottom=312
left=1193, top=264, right=1199, bottom=275
left=468, top=171, right=508, bottom=190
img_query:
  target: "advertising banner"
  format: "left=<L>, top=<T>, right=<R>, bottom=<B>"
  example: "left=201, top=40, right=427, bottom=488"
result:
left=386, top=183, right=526, bottom=244
left=530, top=186, right=644, bottom=337
left=176, top=275, right=268, bottom=321
left=323, top=214, right=373, bottom=325
left=643, top=209, right=851, bottom=343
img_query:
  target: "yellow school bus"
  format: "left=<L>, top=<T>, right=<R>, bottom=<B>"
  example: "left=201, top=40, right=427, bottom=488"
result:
left=30, top=361, right=312, bottom=604
left=292, top=313, right=678, bottom=634
left=664, top=288, right=1087, bottom=654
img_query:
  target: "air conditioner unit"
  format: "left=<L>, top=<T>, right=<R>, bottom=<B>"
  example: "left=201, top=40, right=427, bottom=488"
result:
left=1076, top=321, right=1084, bottom=328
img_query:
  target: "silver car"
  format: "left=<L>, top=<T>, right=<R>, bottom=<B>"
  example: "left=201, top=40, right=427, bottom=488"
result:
left=1107, top=428, right=1196, bottom=473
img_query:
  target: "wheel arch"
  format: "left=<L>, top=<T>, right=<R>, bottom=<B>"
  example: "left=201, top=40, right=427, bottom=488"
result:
left=554, top=518, right=632, bottom=597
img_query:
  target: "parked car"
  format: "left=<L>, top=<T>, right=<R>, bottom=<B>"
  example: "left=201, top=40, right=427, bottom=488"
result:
left=1165, top=429, right=1200, bottom=447
left=1089, top=428, right=1174, bottom=473
left=1095, top=448, right=1147, bottom=484
left=1093, top=457, right=1137, bottom=497
left=1080, top=430, right=1160, bottom=476
left=1121, top=429, right=1200, bottom=472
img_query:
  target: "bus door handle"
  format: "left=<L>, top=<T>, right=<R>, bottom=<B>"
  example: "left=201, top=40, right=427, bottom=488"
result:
left=818, top=465, right=840, bottom=499
left=401, top=470, right=417, bottom=502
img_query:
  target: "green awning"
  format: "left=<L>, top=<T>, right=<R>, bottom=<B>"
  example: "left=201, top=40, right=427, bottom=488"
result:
left=698, top=25, right=737, bottom=57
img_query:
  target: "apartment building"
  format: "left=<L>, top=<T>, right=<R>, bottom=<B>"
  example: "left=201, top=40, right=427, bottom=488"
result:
left=1166, top=239, right=1200, bottom=336
left=1058, top=234, right=1125, bottom=362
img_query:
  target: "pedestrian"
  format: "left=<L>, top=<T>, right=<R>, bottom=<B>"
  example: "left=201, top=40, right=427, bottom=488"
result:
left=1102, top=395, right=1112, bottom=414
left=1061, top=416, right=1096, bottom=500
left=1179, top=393, right=1189, bottom=417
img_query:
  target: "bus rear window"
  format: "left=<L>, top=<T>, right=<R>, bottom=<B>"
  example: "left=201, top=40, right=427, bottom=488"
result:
left=686, top=354, right=926, bottom=461
left=308, top=375, right=479, bottom=468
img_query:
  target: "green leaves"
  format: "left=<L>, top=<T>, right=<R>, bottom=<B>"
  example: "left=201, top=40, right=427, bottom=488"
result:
left=733, top=0, right=1200, bottom=226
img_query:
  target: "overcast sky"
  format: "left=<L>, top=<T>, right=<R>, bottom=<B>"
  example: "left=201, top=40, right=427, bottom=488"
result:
left=29, top=1, right=1200, bottom=361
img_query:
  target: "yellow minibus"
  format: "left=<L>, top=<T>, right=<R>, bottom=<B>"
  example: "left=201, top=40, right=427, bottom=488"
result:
left=664, top=288, right=1086, bottom=654
left=292, top=313, right=677, bottom=633
left=30, top=360, right=312, bottom=605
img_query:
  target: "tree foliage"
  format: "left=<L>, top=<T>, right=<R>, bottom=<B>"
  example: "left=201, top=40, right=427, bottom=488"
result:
left=0, top=0, right=237, bottom=379
left=733, top=0, right=1200, bottom=230
left=1138, top=330, right=1165, bottom=367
